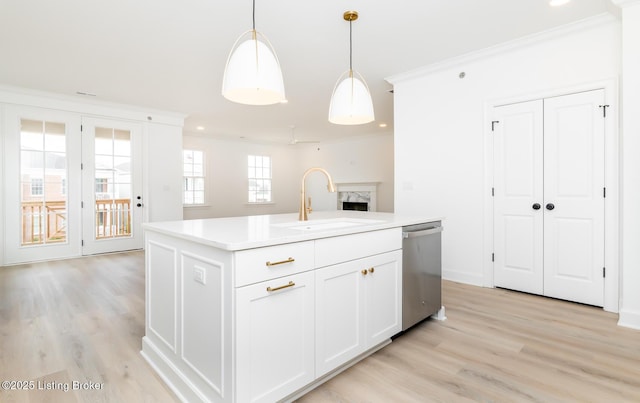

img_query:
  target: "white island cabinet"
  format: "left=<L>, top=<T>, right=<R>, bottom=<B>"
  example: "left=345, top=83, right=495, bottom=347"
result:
left=315, top=230, right=402, bottom=377
left=141, top=211, right=437, bottom=403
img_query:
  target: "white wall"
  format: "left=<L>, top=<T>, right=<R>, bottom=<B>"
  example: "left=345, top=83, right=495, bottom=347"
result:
left=390, top=17, right=620, bottom=285
left=618, top=2, right=640, bottom=329
left=145, top=122, right=184, bottom=222
left=182, top=132, right=395, bottom=220
left=297, top=133, right=395, bottom=213
left=182, top=135, right=301, bottom=219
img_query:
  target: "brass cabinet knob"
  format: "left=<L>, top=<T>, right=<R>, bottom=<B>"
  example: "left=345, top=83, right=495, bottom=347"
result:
left=361, top=269, right=368, bottom=275
left=368, top=267, right=375, bottom=273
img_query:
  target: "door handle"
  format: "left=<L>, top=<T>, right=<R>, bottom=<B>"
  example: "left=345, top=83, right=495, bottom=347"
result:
left=532, top=203, right=541, bottom=210
left=402, top=227, right=443, bottom=238
left=546, top=203, right=555, bottom=211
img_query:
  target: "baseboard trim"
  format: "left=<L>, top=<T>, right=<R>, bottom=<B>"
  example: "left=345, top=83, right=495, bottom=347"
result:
left=618, top=309, right=640, bottom=330
left=141, top=337, right=209, bottom=403
left=281, top=340, right=392, bottom=402
left=442, top=270, right=484, bottom=287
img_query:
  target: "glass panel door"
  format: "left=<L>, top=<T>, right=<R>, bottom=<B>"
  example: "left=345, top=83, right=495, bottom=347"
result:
left=20, top=120, right=68, bottom=245
left=3, top=106, right=81, bottom=264
left=94, top=127, right=133, bottom=239
left=82, top=118, right=142, bottom=255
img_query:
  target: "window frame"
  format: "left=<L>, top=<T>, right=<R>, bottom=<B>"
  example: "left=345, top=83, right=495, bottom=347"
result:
left=30, top=177, right=44, bottom=196
left=247, top=154, right=272, bottom=204
left=183, top=149, right=206, bottom=206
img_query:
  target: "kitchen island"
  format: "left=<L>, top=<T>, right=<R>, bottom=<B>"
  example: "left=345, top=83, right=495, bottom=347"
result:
left=141, top=211, right=439, bottom=403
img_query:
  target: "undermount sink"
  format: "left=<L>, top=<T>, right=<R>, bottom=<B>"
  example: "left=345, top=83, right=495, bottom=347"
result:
left=273, top=218, right=384, bottom=231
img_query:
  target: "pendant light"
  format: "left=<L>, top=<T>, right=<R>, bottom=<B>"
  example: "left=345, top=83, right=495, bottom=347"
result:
left=328, top=10, right=374, bottom=125
left=222, top=0, right=285, bottom=105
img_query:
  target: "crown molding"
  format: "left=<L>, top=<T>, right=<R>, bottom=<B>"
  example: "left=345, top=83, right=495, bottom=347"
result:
left=0, top=84, right=186, bottom=126
left=386, top=13, right=618, bottom=85
left=610, top=0, right=640, bottom=8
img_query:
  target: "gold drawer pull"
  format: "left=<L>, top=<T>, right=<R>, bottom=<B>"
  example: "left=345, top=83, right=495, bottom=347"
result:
left=266, top=257, right=295, bottom=267
left=267, top=281, right=295, bottom=292
left=368, top=267, right=375, bottom=273
left=361, top=269, right=368, bottom=275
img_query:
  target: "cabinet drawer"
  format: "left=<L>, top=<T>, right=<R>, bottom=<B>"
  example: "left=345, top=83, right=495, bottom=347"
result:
left=235, top=241, right=314, bottom=287
left=315, top=228, right=401, bottom=268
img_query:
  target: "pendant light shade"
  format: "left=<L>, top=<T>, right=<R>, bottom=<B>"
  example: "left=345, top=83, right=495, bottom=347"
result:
left=329, top=11, right=374, bottom=125
left=222, top=1, right=285, bottom=105
left=329, top=70, right=375, bottom=125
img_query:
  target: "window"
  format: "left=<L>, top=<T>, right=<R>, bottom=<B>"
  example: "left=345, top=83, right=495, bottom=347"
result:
left=248, top=155, right=272, bottom=203
left=183, top=150, right=205, bottom=205
left=95, top=178, right=108, bottom=193
left=30, top=178, right=43, bottom=196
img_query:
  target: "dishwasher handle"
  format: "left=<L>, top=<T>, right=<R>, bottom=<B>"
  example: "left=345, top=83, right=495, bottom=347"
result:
left=402, top=226, right=443, bottom=238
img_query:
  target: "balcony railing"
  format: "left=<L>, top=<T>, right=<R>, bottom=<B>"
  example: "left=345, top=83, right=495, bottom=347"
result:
left=21, top=200, right=67, bottom=245
left=21, top=198, right=131, bottom=245
left=95, top=198, right=132, bottom=239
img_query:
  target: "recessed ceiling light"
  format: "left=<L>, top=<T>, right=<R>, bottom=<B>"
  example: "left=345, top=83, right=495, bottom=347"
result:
left=549, top=0, right=570, bottom=6
left=196, top=126, right=205, bottom=131
left=379, top=123, right=387, bottom=128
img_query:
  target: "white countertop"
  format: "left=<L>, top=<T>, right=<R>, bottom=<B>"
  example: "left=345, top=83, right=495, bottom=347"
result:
left=143, top=211, right=441, bottom=251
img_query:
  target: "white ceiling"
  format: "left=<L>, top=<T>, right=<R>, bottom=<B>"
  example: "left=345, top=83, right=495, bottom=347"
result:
left=0, top=0, right=617, bottom=144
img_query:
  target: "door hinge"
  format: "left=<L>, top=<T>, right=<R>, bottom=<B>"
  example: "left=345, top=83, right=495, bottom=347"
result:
left=603, top=267, right=606, bottom=278
left=603, top=187, right=606, bottom=198
left=80, top=124, right=83, bottom=132
left=81, top=201, right=84, bottom=208
left=81, top=163, right=83, bottom=170
left=492, top=187, right=495, bottom=197
left=492, top=253, right=495, bottom=262
left=81, top=240, right=84, bottom=246
left=599, top=105, right=610, bottom=118
left=491, top=120, right=500, bottom=132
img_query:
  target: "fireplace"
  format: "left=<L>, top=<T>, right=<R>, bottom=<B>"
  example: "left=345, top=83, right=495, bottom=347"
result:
left=336, top=182, right=378, bottom=212
left=343, top=201, right=369, bottom=211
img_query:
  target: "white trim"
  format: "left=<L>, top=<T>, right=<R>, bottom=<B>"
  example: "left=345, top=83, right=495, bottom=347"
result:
left=443, top=269, right=484, bottom=287
left=618, top=309, right=640, bottom=330
left=147, top=240, right=179, bottom=353
left=179, top=251, right=225, bottom=395
left=483, top=79, right=620, bottom=313
left=387, top=13, right=618, bottom=85
left=0, top=85, right=185, bottom=126
left=610, top=0, right=640, bottom=8
left=141, top=338, right=209, bottom=403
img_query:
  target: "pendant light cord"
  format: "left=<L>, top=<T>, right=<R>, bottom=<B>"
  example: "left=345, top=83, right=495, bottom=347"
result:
left=349, top=19, right=353, bottom=72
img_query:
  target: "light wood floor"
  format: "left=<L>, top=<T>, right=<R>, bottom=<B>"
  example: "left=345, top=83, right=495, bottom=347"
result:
left=1, top=252, right=639, bottom=403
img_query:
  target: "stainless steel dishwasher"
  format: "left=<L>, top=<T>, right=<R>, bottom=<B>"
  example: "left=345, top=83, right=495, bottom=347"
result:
left=402, top=221, right=443, bottom=331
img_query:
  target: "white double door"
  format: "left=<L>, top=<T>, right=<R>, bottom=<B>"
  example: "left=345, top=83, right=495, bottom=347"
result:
left=493, top=90, right=605, bottom=307
left=2, top=106, right=143, bottom=264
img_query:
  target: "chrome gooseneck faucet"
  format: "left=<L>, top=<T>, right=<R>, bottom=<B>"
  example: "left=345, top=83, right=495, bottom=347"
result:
left=299, top=167, right=336, bottom=221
